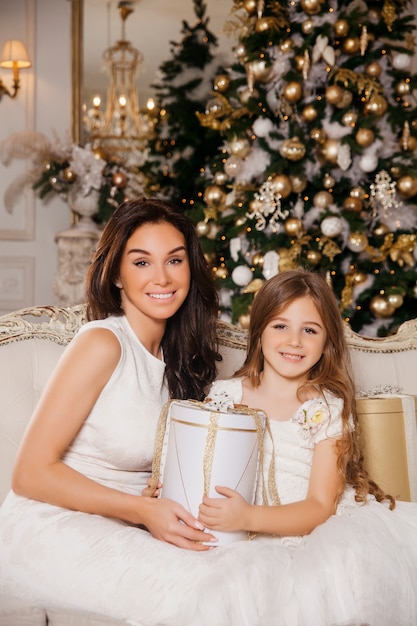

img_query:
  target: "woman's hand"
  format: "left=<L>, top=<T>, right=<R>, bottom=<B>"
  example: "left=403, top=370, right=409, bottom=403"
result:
left=199, top=486, right=250, bottom=532
left=142, top=496, right=218, bottom=551
left=141, top=477, right=162, bottom=498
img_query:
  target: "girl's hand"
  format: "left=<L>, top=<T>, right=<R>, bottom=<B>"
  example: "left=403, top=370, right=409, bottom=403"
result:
left=141, top=478, right=162, bottom=498
left=198, top=486, right=250, bottom=532
left=142, top=497, right=218, bottom=551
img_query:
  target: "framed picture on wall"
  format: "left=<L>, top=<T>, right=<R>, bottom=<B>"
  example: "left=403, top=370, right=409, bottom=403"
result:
left=0, top=256, right=34, bottom=310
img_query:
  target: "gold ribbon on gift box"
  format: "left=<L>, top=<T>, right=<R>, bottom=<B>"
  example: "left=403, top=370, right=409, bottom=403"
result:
left=356, top=395, right=417, bottom=502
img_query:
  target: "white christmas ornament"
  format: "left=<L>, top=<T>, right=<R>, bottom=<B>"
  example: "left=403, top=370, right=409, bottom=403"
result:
left=359, top=153, right=379, bottom=172
left=230, top=237, right=242, bottom=262
left=224, top=155, right=244, bottom=178
left=320, top=216, right=343, bottom=238
left=392, top=53, right=411, bottom=70
left=262, top=250, right=279, bottom=280
left=231, top=265, right=253, bottom=287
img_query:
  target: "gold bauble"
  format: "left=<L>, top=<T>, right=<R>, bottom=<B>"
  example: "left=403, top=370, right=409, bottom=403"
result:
left=246, top=59, right=273, bottom=83
left=213, top=74, right=230, bottom=93
left=235, top=43, right=247, bottom=61
left=284, top=217, right=304, bottom=237
left=390, top=165, right=401, bottom=178
left=325, top=84, right=344, bottom=105
left=289, top=174, right=307, bottom=193
left=252, top=252, right=264, bottom=267
left=399, top=135, right=417, bottom=152
left=214, top=266, right=229, bottom=280
left=365, top=61, right=382, bottom=78
left=63, top=167, right=76, bottom=182
left=243, top=0, right=257, bottom=14
left=310, top=127, right=327, bottom=144
left=370, top=295, right=395, bottom=319
left=336, top=90, right=353, bottom=109
left=320, top=138, right=340, bottom=164
left=301, top=19, right=314, bottom=34
left=323, top=174, right=335, bottom=189
left=255, top=17, right=275, bottom=33
left=270, top=174, right=292, bottom=198
left=300, top=0, right=322, bottom=15
left=395, top=80, right=411, bottom=96
left=283, top=81, right=303, bottom=103
left=351, top=270, right=368, bottom=284
left=355, top=128, right=375, bottom=147
left=343, top=197, right=363, bottom=213
left=373, top=223, right=390, bottom=237
left=341, top=110, right=358, bottom=127
left=350, top=186, right=366, bottom=199
left=196, top=220, right=210, bottom=237
left=347, top=232, right=369, bottom=252
left=238, top=313, right=251, bottom=330
left=363, top=95, right=388, bottom=116
left=306, top=249, right=322, bottom=265
left=279, top=137, right=306, bottom=161
left=213, top=170, right=228, bottom=185
left=203, top=184, right=226, bottom=206
left=333, top=19, right=350, bottom=37
left=387, top=293, right=404, bottom=309
left=229, top=136, right=251, bottom=158
left=280, top=39, right=293, bottom=53
left=239, top=86, right=258, bottom=104
left=295, top=55, right=307, bottom=72
left=204, top=252, right=216, bottom=265
left=301, top=104, right=318, bottom=122
left=313, top=190, right=333, bottom=209
left=235, top=216, right=247, bottom=227
left=397, top=175, right=417, bottom=198
left=112, top=171, right=127, bottom=188
left=342, top=37, right=360, bottom=54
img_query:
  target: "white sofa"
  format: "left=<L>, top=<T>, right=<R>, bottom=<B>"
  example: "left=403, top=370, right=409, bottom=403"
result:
left=1, top=304, right=417, bottom=625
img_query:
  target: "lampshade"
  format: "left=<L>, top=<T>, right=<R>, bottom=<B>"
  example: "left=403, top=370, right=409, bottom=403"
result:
left=0, top=40, right=32, bottom=69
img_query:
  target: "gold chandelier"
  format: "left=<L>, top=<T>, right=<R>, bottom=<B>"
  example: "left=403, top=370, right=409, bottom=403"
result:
left=86, top=1, right=156, bottom=162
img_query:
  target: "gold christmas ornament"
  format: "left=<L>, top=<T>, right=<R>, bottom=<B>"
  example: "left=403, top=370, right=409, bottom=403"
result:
left=63, top=167, right=76, bottom=182
left=239, top=86, right=258, bottom=104
left=255, top=17, right=275, bottom=33
left=301, top=104, right=318, bottom=122
left=204, top=252, right=216, bottom=265
left=351, top=270, right=368, bottom=284
left=111, top=171, right=127, bottom=188
left=355, top=127, right=375, bottom=147
left=289, top=174, right=307, bottom=193
left=229, top=136, right=251, bottom=158
left=310, top=128, right=327, bottom=144
left=395, top=80, right=411, bottom=97
left=373, top=223, right=390, bottom=237
left=196, top=220, right=210, bottom=237
left=238, top=313, right=251, bottom=330
left=300, top=0, right=322, bottom=15
left=279, top=137, right=306, bottom=161
left=203, top=184, right=226, bottom=206
left=336, top=90, right=353, bottom=109
left=320, top=138, right=340, bottom=164
left=341, top=110, right=358, bottom=127
left=252, top=252, right=264, bottom=267
left=213, top=74, right=231, bottom=93
left=235, top=43, right=247, bottom=61
left=283, top=81, right=303, bottom=103
left=397, top=175, right=417, bottom=198
left=213, top=170, right=228, bottom=185
left=235, top=215, right=247, bottom=227
left=347, top=232, right=369, bottom=252
left=280, top=39, right=293, bottom=53
left=387, top=293, right=404, bottom=309
left=333, top=19, right=350, bottom=37
left=390, top=165, right=401, bottom=178
left=313, top=190, right=333, bottom=209
left=243, top=0, right=257, bottom=14
left=270, top=174, right=292, bottom=198
left=284, top=217, right=304, bottom=237
left=246, top=59, right=273, bottom=84
left=343, top=197, right=363, bottom=213
left=363, top=94, right=388, bottom=116
left=306, top=249, right=322, bottom=265
left=325, top=84, right=344, bottom=105
left=323, top=174, right=335, bottom=189
left=365, top=61, right=382, bottom=78
left=301, top=19, right=314, bottom=35
left=369, top=295, right=395, bottom=318
left=214, top=266, right=229, bottom=280
left=350, top=186, right=366, bottom=199
left=400, top=135, right=417, bottom=152
left=342, top=37, right=360, bottom=54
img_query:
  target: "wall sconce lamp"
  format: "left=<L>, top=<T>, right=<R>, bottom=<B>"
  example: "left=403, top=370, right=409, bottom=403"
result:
left=0, top=39, right=32, bottom=101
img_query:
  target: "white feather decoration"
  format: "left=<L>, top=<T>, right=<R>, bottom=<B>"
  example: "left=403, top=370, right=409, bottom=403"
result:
left=0, top=130, right=52, bottom=166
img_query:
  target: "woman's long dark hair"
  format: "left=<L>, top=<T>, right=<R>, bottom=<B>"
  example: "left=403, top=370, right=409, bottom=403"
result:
left=85, top=198, right=220, bottom=400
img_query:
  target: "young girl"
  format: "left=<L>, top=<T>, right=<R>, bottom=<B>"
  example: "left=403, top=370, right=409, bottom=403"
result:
left=201, top=269, right=417, bottom=626
left=0, top=199, right=279, bottom=626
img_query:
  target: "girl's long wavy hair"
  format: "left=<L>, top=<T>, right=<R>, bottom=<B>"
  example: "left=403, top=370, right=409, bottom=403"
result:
left=236, top=269, right=394, bottom=509
left=85, top=198, right=220, bottom=400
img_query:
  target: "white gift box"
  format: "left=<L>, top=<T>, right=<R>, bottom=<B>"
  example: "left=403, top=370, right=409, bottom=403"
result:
left=152, top=400, right=266, bottom=545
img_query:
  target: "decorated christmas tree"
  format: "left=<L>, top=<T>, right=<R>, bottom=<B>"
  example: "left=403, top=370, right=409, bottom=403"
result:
left=190, top=0, right=417, bottom=336
left=142, top=0, right=224, bottom=208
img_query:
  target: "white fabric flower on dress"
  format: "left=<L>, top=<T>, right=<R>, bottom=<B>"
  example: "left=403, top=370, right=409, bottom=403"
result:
left=204, top=390, right=235, bottom=412
left=292, top=398, right=330, bottom=438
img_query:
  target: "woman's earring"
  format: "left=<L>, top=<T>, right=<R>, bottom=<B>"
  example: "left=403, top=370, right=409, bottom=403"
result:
left=115, top=280, right=122, bottom=289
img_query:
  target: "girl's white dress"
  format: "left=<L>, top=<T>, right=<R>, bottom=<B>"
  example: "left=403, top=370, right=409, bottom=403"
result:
left=0, top=321, right=416, bottom=625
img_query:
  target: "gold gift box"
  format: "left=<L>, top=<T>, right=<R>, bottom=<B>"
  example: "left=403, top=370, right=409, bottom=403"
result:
left=356, top=395, right=417, bottom=502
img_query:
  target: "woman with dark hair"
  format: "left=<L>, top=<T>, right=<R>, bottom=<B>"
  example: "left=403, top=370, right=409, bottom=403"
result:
left=0, top=199, right=275, bottom=625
